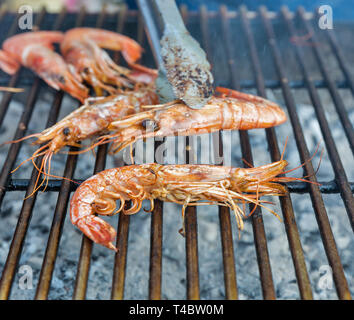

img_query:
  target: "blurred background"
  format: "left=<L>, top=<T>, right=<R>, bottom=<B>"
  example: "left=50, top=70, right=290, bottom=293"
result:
left=1, top=0, right=353, bottom=20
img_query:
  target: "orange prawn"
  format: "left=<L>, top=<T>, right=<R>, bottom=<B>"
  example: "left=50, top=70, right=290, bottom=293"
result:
left=0, top=31, right=89, bottom=102
left=84, top=87, right=287, bottom=154
left=61, top=28, right=157, bottom=95
left=4, top=88, right=159, bottom=197
left=70, top=158, right=316, bottom=251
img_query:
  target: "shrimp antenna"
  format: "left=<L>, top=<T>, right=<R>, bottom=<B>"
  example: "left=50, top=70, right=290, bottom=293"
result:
left=272, top=141, right=324, bottom=186
left=280, top=136, right=289, bottom=161
left=241, top=158, right=253, bottom=168
left=43, top=152, right=53, bottom=192
left=25, top=151, right=50, bottom=199
left=23, top=150, right=79, bottom=199
left=11, top=144, right=49, bottom=174
left=31, top=153, right=80, bottom=186
left=0, top=132, right=41, bottom=148
left=247, top=183, right=260, bottom=217
left=140, top=99, right=181, bottom=109
left=280, top=141, right=321, bottom=176
left=314, top=147, right=324, bottom=175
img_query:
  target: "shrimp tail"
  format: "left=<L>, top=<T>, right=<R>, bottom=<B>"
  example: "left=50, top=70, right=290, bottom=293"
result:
left=76, top=215, right=117, bottom=251
left=0, top=132, right=41, bottom=148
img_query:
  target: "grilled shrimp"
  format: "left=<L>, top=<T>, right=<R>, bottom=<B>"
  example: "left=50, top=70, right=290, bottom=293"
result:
left=70, top=160, right=310, bottom=251
left=90, top=87, right=287, bottom=153
left=6, top=88, right=159, bottom=196
left=0, top=31, right=89, bottom=102
left=61, top=28, right=157, bottom=95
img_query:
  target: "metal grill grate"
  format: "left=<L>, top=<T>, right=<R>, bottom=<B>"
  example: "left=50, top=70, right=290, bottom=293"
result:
left=0, top=5, right=352, bottom=300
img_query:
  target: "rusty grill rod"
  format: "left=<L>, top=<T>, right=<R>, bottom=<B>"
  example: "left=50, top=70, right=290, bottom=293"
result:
left=201, top=5, right=239, bottom=300
left=321, top=16, right=354, bottom=97
left=259, top=5, right=351, bottom=300
left=110, top=5, right=131, bottom=301
left=32, top=8, right=82, bottom=301
left=128, top=6, right=166, bottom=300
left=0, top=8, right=63, bottom=300
left=72, top=7, right=109, bottom=300
left=180, top=6, right=200, bottom=301
left=5, top=177, right=353, bottom=194
left=296, top=7, right=354, bottom=153
left=0, top=9, right=47, bottom=210
left=237, top=5, right=313, bottom=300
left=199, top=4, right=239, bottom=300
left=281, top=6, right=354, bottom=233
left=32, top=8, right=83, bottom=300
left=135, top=7, right=165, bottom=300
left=216, top=6, right=277, bottom=299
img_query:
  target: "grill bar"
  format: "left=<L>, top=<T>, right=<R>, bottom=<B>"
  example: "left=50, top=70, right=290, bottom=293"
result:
left=110, top=5, right=131, bottom=301
left=33, top=8, right=74, bottom=301
left=240, top=132, right=277, bottom=300
left=128, top=6, right=166, bottom=300
left=34, top=92, right=74, bottom=299
left=281, top=6, right=354, bottom=233
left=238, top=5, right=313, bottom=300
left=259, top=5, right=351, bottom=300
left=322, top=18, right=354, bottom=97
left=0, top=78, right=40, bottom=208
left=35, top=8, right=85, bottom=300
left=148, top=200, right=163, bottom=299
left=111, top=212, right=130, bottom=299
left=0, top=78, right=42, bottom=300
left=219, top=6, right=277, bottom=299
left=143, top=7, right=165, bottom=299
left=133, top=1, right=166, bottom=301
left=0, top=8, right=64, bottom=299
left=180, top=7, right=201, bottom=300
left=73, top=7, right=108, bottom=300
left=296, top=7, right=354, bottom=154
left=6, top=178, right=353, bottom=194
left=214, top=5, right=238, bottom=300
left=0, top=9, right=47, bottom=209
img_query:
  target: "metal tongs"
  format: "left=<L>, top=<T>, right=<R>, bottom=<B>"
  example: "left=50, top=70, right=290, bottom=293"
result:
left=137, top=0, right=214, bottom=109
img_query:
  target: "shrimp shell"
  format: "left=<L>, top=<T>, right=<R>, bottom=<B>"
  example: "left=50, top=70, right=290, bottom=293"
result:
left=70, top=161, right=290, bottom=250
left=0, top=31, right=88, bottom=102
left=61, top=28, right=157, bottom=95
left=5, top=88, right=159, bottom=197
left=102, top=87, right=287, bottom=153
